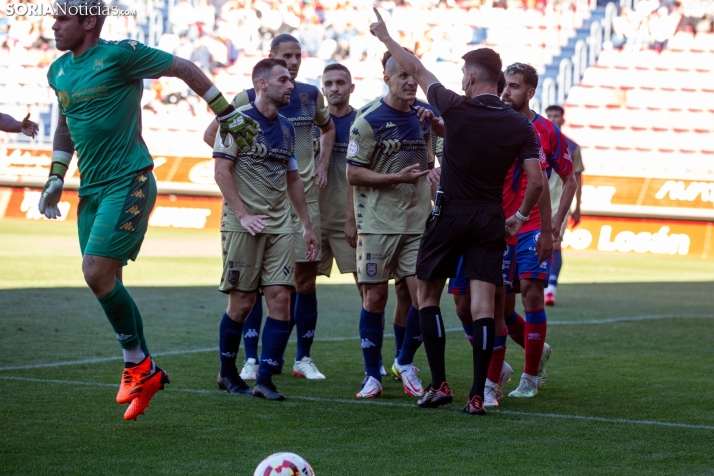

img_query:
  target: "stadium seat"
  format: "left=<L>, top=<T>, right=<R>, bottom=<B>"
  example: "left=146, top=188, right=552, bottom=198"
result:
left=564, top=86, right=589, bottom=107
left=656, top=132, right=678, bottom=152
left=629, top=107, right=652, bottom=130
left=608, top=107, right=631, bottom=129
left=612, top=128, right=634, bottom=150
left=668, top=31, right=694, bottom=51
left=651, top=109, right=672, bottom=131
left=671, top=109, right=696, bottom=131
left=677, top=131, right=700, bottom=153
left=565, top=106, right=588, bottom=127
left=596, top=49, right=618, bottom=68
left=634, top=129, right=656, bottom=151
left=588, top=107, right=609, bottom=128
left=699, top=133, right=714, bottom=154
left=691, top=33, right=714, bottom=53
left=633, top=50, right=658, bottom=69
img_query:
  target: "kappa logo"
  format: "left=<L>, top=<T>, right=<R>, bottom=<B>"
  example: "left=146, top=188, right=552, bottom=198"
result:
left=359, top=193, right=367, bottom=198
left=361, top=338, right=376, bottom=349
left=385, top=121, right=397, bottom=129
left=57, top=68, right=64, bottom=78
left=119, top=222, right=134, bottom=232
left=358, top=254, right=362, bottom=261
left=357, top=203, right=365, bottom=209
left=221, top=351, right=237, bottom=358
left=116, top=333, right=134, bottom=342
left=381, top=139, right=402, bottom=155
left=125, top=205, right=140, bottom=216
left=351, top=127, right=360, bottom=136
left=301, top=330, right=315, bottom=339
left=244, top=329, right=259, bottom=338
left=127, top=40, right=138, bottom=50
left=527, top=332, right=542, bottom=340
left=356, top=212, right=363, bottom=219
left=131, top=189, right=145, bottom=199
left=262, top=358, right=280, bottom=367
left=366, top=262, right=377, bottom=278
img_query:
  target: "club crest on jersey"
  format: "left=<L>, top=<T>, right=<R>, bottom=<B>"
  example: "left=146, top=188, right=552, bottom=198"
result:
left=93, top=58, right=104, bottom=71
left=366, top=262, right=377, bottom=278
left=347, top=140, right=359, bottom=157
left=227, top=269, right=240, bottom=285
left=300, top=93, right=310, bottom=107
left=217, top=134, right=233, bottom=149
left=282, top=125, right=291, bottom=143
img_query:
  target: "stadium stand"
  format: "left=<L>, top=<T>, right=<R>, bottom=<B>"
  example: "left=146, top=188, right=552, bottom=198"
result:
left=0, top=0, right=606, bottom=154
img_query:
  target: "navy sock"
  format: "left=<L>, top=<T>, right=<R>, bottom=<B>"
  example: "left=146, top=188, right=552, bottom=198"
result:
left=288, top=290, right=297, bottom=336
left=359, top=308, right=384, bottom=381
left=397, top=306, right=423, bottom=366
left=257, top=317, right=291, bottom=384
left=393, top=324, right=406, bottom=359
left=419, top=306, right=447, bottom=387
left=295, top=291, right=318, bottom=360
left=219, top=313, right=243, bottom=378
left=549, top=249, right=562, bottom=286
left=242, top=291, right=263, bottom=361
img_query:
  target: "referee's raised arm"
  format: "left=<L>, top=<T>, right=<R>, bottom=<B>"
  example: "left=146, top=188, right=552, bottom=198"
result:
left=369, top=8, right=438, bottom=95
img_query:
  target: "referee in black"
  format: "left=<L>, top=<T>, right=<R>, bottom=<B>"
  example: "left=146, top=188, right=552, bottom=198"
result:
left=370, top=9, right=545, bottom=415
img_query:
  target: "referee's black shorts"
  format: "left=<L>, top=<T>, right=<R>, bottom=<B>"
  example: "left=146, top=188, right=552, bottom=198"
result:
left=416, top=200, right=505, bottom=286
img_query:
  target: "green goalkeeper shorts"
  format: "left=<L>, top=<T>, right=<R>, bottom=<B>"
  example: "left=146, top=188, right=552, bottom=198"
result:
left=77, top=168, right=157, bottom=266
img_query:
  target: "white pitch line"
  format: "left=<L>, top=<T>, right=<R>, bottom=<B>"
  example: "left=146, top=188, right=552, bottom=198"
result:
left=1, top=375, right=713, bottom=431
left=2, top=313, right=712, bottom=372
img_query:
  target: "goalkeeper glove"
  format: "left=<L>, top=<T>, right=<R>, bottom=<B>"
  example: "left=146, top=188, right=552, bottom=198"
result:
left=216, top=105, right=258, bottom=152
left=38, top=176, right=64, bottom=219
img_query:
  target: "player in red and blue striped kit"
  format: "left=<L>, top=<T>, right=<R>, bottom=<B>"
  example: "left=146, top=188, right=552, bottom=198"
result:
left=500, top=63, right=577, bottom=399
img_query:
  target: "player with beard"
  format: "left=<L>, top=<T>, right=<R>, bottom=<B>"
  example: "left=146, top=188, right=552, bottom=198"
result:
left=370, top=9, right=544, bottom=414
left=346, top=54, right=434, bottom=399
left=500, top=63, right=577, bottom=398
left=41, top=0, right=257, bottom=420
left=318, top=64, right=359, bottom=283
left=205, top=35, right=335, bottom=381
left=213, top=58, right=318, bottom=401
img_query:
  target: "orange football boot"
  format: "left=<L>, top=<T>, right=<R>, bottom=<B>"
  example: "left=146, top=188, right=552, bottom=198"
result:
left=116, top=357, right=153, bottom=404
left=124, top=365, right=170, bottom=421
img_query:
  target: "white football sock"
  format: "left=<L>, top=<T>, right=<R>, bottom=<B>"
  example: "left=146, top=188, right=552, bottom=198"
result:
left=123, top=346, right=146, bottom=365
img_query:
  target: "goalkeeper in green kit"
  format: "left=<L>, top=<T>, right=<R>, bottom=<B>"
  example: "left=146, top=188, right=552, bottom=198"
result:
left=39, top=0, right=257, bottom=421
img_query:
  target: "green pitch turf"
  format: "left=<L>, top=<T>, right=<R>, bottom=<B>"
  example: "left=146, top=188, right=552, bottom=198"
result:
left=1, top=219, right=714, bottom=474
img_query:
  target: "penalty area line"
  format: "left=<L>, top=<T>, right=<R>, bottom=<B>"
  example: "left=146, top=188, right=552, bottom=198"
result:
left=2, top=313, right=713, bottom=372
left=1, top=375, right=713, bottom=431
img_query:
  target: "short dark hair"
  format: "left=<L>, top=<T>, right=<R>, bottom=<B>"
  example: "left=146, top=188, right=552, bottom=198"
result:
left=252, top=58, right=288, bottom=85
left=504, top=62, right=539, bottom=89
left=545, top=105, right=565, bottom=116
left=270, top=34, right=300, bottom=54
left=323, top=63, right=352, bottom=83
left=497, top=71, right=505, bottom=96
left=381, top=47, right=415, bottom=71
left=461, top=48, right=502, bottom=85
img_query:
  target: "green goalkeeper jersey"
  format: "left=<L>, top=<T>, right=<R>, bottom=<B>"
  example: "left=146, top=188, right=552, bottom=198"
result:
left=47, top=39, right=174, bottom=196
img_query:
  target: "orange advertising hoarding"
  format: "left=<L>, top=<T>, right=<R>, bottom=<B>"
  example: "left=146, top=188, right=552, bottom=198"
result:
left=562, top=216, right=714, bottom=260
left=0, top=187, right=224, bottom=231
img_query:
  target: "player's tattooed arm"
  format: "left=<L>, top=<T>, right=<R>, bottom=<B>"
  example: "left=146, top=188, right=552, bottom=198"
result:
left=314, top=120, right=335, bottom=189
left=53, top=110, right=74, bottom=155
left=164, top=56, right=213, bottom=96
left=214, top=158, right=268, bottom=235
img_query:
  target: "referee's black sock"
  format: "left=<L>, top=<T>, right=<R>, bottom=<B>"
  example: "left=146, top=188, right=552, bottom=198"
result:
left=418, top=306, right=447, bottom=387
left=470, top=318, right=495, bottom=400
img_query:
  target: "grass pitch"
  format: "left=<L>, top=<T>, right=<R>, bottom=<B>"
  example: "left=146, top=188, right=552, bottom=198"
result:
left=1, top=219, right=714, bottom=475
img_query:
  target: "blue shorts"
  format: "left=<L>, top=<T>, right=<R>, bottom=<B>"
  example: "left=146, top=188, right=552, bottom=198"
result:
left=447, top=244, right=517, bottom=295
left=515, top=229, right=550, bottom=282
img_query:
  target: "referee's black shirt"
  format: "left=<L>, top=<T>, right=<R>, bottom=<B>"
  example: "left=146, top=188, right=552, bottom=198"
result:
left=426, top=83, right=542, bottom=203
